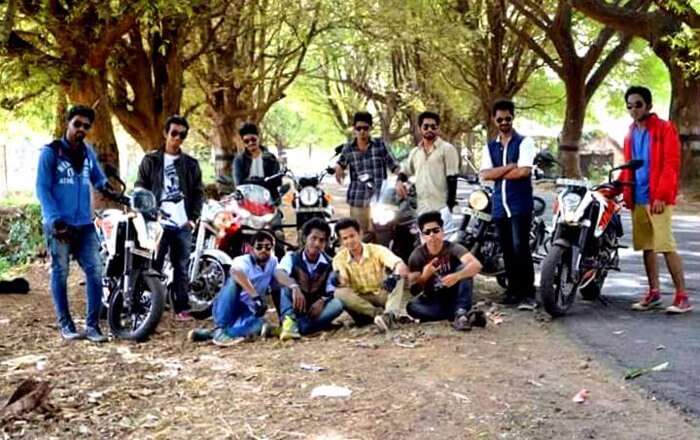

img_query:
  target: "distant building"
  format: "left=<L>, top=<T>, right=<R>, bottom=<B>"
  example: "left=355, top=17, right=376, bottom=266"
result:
left=580, top=135, right=624, bottom=176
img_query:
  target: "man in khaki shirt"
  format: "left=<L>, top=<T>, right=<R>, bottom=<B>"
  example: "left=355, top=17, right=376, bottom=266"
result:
left=399, top=111, right=459, bottom=227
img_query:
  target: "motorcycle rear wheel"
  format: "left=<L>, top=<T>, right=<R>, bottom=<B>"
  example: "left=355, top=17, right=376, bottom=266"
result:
left=108, top=274, right=165, bottom=342
left=540, top=245, right=577, bottom=318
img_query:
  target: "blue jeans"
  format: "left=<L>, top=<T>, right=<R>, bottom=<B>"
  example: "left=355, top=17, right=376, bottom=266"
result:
left=407, top=278, right=473, bottom=322
left=212, top=277, right=263, bottom=338
left=154, top=225, right=192, bottom=313
left=44, top=224, right=103, bottom=329
left=280, top=288, right=344, bottom=335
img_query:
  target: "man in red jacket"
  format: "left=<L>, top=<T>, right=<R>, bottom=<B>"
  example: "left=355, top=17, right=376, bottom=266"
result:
left=620, top=86, right=691, bottom=314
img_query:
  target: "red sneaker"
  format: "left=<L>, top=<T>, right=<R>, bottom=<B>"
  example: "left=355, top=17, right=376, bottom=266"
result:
left=666, top=293, right=693, bottom=314
left=631, top=289, right=662, bottom=311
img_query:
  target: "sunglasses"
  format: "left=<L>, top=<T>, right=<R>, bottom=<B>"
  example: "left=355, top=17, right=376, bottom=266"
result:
left=73, top=121, right=92, bottom=130
left=626, top=101, right=645, bottom=110
left=495, top=117, right=513, bottom=124
left=422, top=226, right=442, bottom=236
left=422, top=124, right=438, bottom=130
left=243, top=137, right=258, bottom=145
left=354, top=125, right=371, bottom=132
left=169, top=129, right=187, bottom=140
left=254, top=243, right=273, bottom=251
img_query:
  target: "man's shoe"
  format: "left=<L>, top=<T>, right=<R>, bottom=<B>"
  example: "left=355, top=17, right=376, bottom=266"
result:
left=374, top=312, right=395, bottom=332
left=60, top=324, right=85, bottom=341
left=260, top=322, right=274, bottom=339
left=174, top=311, right=194, bottom=322
left=666, top=294, right=693, bottom=314
left=187, top=328, right=213, bottom=343
left=212, top=329, right=244, bottom=347
left=517, top=298, right=538, bottom=311
left=280, top=316, right=301, bottom=341
left=85, top=326, right=108, bottom=343
left=631, top=289, right=662, bottom=311
left=467, top=310, right=487, bottom=328
left=499, top=294, right=520, bottom=306
left=452, top=313, right=472, bottom=332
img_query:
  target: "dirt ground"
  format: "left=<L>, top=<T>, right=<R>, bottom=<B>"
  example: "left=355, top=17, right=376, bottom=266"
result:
left=1, top=263, right=699, bottom=440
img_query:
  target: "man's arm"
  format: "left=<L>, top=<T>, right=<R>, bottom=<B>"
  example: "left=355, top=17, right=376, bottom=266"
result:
left=231, top=267, right=258, bottom=296
left=335, top=146, right=348, bottom=184
left=480, top=164, right=516, bottom=181
left=501, top=166, right=531, bottom=180
left=190, top=160, right=204, bottom=221
left=441, top=252, right=482, bottom=288
left=273, top=268, right=300, bottom=290
left=134, top=155, right=151, bottom=190
left=502, top=137, right=536, bottom=180
left=35, top=147, right=61, bottom=227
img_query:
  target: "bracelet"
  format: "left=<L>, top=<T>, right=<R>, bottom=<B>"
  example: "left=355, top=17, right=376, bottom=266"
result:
left=290, top=284, right=300, bottom=290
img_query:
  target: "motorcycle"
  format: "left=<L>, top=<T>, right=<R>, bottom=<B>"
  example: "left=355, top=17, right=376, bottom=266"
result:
left=539, top=159, right=642, bottom=317
left=449, top=166, right=550, bottom=288
left=95, top=188, right=171, bottom=341
left=370, top=177, right=419, bottom=262
left=285, top=165, right=336, bottom=240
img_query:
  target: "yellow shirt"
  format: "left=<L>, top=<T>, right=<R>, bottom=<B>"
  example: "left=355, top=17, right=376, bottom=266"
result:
left=332, top=243, right=403, bottom=294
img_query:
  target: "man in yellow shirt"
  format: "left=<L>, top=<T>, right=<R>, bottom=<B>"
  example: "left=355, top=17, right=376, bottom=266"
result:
left=332, top=218, right=409, bottom=331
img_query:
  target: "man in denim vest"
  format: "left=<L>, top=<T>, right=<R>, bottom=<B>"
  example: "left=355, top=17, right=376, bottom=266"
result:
left=479, top=99, right=537, bottom=310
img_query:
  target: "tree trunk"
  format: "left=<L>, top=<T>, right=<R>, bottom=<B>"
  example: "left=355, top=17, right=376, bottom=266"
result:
left=211, top=115, right=239, bottom=181
left=62, top=74, right=119, bottom=172
left=667, top=64, right=700, bottom=190
left=559, top=81, right=585, bottom=178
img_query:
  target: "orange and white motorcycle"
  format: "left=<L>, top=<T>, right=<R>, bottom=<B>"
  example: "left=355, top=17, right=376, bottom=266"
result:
left=540, top=159, right=642, bottom=317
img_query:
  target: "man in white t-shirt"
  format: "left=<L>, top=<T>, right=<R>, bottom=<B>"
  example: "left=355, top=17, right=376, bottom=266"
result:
left=135, top=115, right=204, bottom=321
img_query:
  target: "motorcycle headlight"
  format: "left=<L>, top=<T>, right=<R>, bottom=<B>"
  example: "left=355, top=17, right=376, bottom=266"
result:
left=213, top=211, right=235, bottom=229
left=469, top=190, right=489, bottom=211
left=242, top=213, right=276, bottom=229
left=299, top=186, right=320, bottom=206
left=371, top=203, right=397, bottom=226
left=561, top=193, right=582, bottom=213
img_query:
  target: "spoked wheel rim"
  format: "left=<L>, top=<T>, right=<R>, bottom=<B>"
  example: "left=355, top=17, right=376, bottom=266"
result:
left=553, top=260, right=577, bottom=310
left=189, top=256, right=226, bottom=311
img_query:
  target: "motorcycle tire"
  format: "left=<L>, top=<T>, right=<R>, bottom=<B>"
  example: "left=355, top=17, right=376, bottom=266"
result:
left=107, top=274, right=165, bottom=342
left=580, top=272, right=606, bottom=301
left=540, top=245, right=576, bottom=318
left=188, top=255, right=227, bottom=319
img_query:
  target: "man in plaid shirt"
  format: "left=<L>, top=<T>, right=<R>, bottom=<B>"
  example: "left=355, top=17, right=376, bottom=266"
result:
left=335, top=112, right=401, bottom=238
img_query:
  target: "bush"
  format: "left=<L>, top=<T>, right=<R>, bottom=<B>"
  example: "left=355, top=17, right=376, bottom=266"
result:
left=0, top=203, right=44, bottom=276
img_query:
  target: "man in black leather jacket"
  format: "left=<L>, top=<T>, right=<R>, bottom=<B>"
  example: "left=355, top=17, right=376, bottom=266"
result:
left=135, top=114, right=204, bottom=321
left=233, top=122, right=283, bottom=202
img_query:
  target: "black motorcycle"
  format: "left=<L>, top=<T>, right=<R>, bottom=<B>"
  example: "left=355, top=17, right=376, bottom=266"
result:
left=370, top=178, right=419, bottom=262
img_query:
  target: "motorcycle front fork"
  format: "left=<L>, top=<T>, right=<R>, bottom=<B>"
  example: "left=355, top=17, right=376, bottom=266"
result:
left=569, top=225, right=590, bottom=284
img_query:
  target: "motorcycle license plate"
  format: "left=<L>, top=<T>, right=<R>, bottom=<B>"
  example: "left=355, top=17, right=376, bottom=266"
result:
left=461, top=207, right=491, bottom=222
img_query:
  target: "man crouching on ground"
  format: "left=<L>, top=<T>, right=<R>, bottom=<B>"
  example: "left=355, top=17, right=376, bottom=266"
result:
left=332, top=218, right=410, bottom=332
left=407, top=211, right=485, bottom=331
left=278, top=218, right=344, bottom=340
left=188, top=230, right=302, bottom=346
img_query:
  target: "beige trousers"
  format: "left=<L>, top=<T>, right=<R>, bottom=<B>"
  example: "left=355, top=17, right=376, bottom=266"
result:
left=335, top=278, right=409, bottom=320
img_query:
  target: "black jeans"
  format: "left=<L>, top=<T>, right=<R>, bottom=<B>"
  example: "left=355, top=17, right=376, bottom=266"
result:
left=407, top=278, right=473, bottom=322
left=495, top=214, right=535, bottom=299
left=155, top=226, right=192, bottom=313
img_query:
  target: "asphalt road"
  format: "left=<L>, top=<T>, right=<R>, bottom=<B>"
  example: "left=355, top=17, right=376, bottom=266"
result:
left=557, top=212, right=700, bottom=415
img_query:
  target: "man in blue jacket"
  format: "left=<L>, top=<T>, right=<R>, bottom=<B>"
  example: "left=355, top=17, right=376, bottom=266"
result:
left=35, top=105, right=112, bottom=342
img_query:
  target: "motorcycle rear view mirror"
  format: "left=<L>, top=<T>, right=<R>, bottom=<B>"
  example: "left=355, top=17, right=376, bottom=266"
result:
left=334, top=144, right=344, bottom=155
left=623, top=159, right=644, bottom=170
left=534, top=150, right=559, bottom=168
left=326, top=166, right=336, bottom=175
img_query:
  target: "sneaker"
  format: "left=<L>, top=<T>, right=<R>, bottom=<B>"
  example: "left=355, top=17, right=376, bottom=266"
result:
left=174, top=311, right=194, bottom=322
left=374, top=312, right=396, bottom=332
left=280, top=316, right=301, bottom=341
left=631, top=289, right=662, bottom=311
left=467, top=310, right=487, bottom=328
left=85, top=326, right=108, bottom=343
left=499, top=294, right=520, bottom=306
left=666, top=294, right=693, bottom=314
left=187, top=328, right=213, bottom=343
left=212, top=329, right=245, bottom=347
left=260, top=322, right=274, bottom=339
left=517, top=298, right=538, bottom=311
left=60, top=324, right=85, bottom=341
left=452, top=312, right=471, bottom=332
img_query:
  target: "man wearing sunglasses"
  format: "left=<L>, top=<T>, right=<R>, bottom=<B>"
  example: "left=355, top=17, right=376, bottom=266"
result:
left=189, top=231, right=304, bottom=346
left=335, top=112, right=402, bottom=239
left=332, top=218, right=410, bottom=332
left=135, top=114, right=204, bottom=321
left=399, top=112, right=460, bottom=228
left=620, top=86, right=691, bottom=314
left=36, top=105, right=114, bottom=342
left=479, top=99, right=537, bottom=311
left=233, top=122, right=283, bottom=202
left=406, top=211, right=484, bottom=331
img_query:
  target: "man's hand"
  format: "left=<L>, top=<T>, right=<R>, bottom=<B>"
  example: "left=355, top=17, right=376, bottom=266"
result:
left=441, top=273, right=461, bottom=288
left=651, top=199, right=666, bottom=215
left=395, top=181, right=408, bottom=199
left=250, top=296, right=267, bottom=317
left=335, top=164, right=345, bottom=184
left=421, top=258, right=439, bottom=280
left=395, top=262, right=409, bottom=279
left=53, top=220, right=72, bottom=243
left=308, top=299, right=324, bottom=320
left=186, top=220, right=196, bottom=230
left=292, top=287, right=306, bottom=313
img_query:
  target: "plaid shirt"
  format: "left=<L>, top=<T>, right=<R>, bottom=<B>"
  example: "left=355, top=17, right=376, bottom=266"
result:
left=332, top=243, right=403, bottom=294
left=337, top=138, right=400, bottom=207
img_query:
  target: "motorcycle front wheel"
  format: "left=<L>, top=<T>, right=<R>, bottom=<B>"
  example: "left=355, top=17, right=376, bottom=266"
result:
left=540, top=245, right=577, bottom=317
left=107, top=274, right=165, bottom=342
